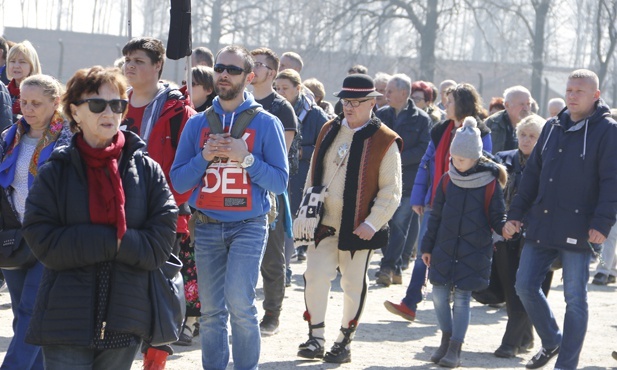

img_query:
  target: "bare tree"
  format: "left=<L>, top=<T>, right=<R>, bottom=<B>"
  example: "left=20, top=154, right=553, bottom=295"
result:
left=595, top=0, right=617, bottom=89
left=468, top=0, right=552, bottom=104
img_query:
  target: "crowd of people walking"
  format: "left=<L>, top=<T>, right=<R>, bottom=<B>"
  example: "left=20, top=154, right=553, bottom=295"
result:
left=0, top=32, right=616, bottom=370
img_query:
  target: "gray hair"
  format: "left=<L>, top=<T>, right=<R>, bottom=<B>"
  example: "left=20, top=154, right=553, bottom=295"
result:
left=516, top=114, right=545, bottom=137
left=503, top=85, right=531, bottom=103
left=439, top=79, right=456, bottom=90
left=281, top=52, right=304, bottom=71
left=21, top=74, right=64, bottom=102
left=547, top=97, right=565, bottom=110
left=374, top=72, right=391, bottom=85
left=389, top=73, right=412, bottom=95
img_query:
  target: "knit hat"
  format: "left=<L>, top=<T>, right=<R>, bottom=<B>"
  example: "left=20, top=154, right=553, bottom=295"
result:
left=450, top=117, right=483, bottom=160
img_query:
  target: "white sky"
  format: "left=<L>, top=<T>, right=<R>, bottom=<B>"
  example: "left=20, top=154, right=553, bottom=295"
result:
left=1, top=1, right=144, bottom=36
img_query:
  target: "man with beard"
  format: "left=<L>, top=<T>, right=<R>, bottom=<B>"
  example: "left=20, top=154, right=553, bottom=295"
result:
left=171, top=45, right=289, bottom=370
left=120, top=36, right=195, bottom=369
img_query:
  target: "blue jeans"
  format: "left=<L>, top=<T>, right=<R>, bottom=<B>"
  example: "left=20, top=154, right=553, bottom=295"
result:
left=42, top=344, right=139, bottom=370
left=402, top=207, right=431, bottom=310
left=432, top=284, right=472, bottom=343
left=381, top=197, right=417, bottom=275
left=515, top=242, right=591, bottom=370
left=194, top=215, right=268, bottom=370
left=1, top=262, right=44, bottom=370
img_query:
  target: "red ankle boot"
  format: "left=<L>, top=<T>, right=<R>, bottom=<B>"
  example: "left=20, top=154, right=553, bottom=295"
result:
left=143, top=347, right=168, bottom=370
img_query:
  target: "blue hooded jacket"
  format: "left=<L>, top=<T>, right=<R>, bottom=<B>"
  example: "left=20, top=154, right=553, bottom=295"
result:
left=508, top=99, right=617, bottom=251
left=170, top=91, right=289, bottom=222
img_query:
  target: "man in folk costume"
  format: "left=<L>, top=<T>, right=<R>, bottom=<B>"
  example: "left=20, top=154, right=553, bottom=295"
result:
left=294, top=74, right=402, bottom=363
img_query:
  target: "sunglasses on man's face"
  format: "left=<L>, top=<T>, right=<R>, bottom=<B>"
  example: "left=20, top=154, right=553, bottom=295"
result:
left=213, top=64, right=246, bottom=76
left=74, top=99, right=128, bottom=114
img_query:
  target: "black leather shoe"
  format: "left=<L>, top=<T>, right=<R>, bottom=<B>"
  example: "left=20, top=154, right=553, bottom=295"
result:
left=593, top=272, right=609, bottom=285
left=323, top=342, right=351, bottom=363
left=525, top=346, right=559, bottom=369
left=494, top=344, right=518, bottom=358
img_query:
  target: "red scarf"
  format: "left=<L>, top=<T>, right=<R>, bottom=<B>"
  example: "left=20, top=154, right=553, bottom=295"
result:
left=75, top=131, right=127, bottom=240
left=7, top=79, right=20, bottom=115
left=431, top=120, right=455, bottom=205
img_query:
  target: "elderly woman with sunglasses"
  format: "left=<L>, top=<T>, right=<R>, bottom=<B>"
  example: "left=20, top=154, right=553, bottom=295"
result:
left=0, top=74, right=71, bottom=370
left=21, top=66, right=178, bottom=370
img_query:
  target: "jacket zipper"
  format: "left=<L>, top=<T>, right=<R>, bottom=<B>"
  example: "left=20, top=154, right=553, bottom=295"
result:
left=100, top=321, right=106, bottom=340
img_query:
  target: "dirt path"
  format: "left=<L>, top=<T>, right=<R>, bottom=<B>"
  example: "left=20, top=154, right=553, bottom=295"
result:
left=1, top=251, right=615, bottom=369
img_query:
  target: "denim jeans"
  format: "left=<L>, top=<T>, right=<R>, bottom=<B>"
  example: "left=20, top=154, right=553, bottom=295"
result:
left=42, top=344, right=139, bottom=370
left=596, top=223, right=617, bottom=275
left=515, top=241, right=591, bottom=370
left=381, top=197, right=416, bottom=275
left=432, top=284, right=472, bottom=343
left=402, top=207, right=431, bottom=310
left=194, top=215, right=268, bottom=370
left=1, top=262, right=44, bottom=370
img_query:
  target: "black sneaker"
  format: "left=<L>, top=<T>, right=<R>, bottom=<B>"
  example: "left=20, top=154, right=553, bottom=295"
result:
left=525, top=346, right=559, bottom=369
left=323, top=342, right=351, bottom=363
left=259, top=312, right=280, bottom=336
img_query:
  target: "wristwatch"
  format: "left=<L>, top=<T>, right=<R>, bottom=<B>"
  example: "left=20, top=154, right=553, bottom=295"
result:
left=240, top=153, right=255, bottom=168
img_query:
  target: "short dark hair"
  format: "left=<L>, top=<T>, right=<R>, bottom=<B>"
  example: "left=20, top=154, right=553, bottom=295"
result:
left=192, top=65, right=214, bottom=90
left=192, top=46, right=214, bottom=67
left=122, top=37, right=165, bottom=78
left=215, top=45, right=254, bottom=73
left=448, top=83, right=484, bottom=122
left=250, top=47, right=279, bottom=72
left=0, top=37, right=8, bottom=61
left=63, top=66, right=128, bottom=132
left=348, top=64, right=368, bottom=75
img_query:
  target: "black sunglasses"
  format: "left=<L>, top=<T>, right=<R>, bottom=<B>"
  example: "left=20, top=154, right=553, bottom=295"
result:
left=74, top=99, right=128, bottom=114
left=213, top=64, right=246, bottom=76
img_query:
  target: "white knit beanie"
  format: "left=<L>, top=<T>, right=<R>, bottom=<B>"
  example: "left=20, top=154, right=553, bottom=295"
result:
left=450, top=117, right=483, bottom=160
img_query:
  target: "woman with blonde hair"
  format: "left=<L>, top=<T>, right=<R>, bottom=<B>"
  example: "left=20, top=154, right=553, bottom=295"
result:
left=6, top=41, right=42, bottom=123
left=0, top=74, right=72, bottom=370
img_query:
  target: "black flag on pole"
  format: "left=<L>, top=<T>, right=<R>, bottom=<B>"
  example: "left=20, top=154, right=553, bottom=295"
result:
left=167, top=0, right=192, bottom=60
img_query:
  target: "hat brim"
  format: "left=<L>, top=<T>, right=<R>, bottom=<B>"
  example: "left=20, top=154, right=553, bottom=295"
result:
left=334, top=91, right=382, bottom=99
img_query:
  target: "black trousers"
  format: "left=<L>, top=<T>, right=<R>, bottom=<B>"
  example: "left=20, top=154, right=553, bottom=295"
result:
left=494, top=239, right=553, bottom=347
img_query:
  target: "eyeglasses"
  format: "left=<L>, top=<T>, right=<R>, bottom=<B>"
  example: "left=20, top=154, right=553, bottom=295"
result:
left=411, top=96, right=426, bottom=103
left=341, top=99, right=371, bottom=108
left=254, top=62, right=273, bottom=71
left=213, top=64, right=246, bottom=75
left=74, top=99, right=128, bottom=114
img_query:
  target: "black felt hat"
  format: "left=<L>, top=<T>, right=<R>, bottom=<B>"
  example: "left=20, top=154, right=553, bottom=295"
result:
left=334, top=74, right=383, bottom=99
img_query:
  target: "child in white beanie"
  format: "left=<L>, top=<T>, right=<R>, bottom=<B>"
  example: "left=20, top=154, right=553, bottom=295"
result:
left=421, top=117, right=508, bottom=367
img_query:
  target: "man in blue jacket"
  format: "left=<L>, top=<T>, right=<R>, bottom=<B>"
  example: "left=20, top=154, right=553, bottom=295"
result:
left=504, top=69, right=617, bottom=370
left=170, top=45, right=289, bottom=370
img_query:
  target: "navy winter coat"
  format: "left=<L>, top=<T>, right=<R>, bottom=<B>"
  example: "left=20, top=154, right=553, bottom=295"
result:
left=422, top=162, right=507, bottom=291
left=508, top=100, right=617, bottom=251
left=22, top=130, right=178, bottom=346
left=377, top=99, right=431, bottom=195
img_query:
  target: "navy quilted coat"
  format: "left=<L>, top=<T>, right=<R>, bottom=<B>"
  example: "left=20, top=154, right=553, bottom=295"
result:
left=421, top=163, right=507, bottom=291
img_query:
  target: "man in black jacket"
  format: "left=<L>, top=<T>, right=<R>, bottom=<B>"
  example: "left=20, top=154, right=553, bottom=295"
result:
left=250, top=47, right=298, bottom=336
left=375, top=73, right=431, bottom=286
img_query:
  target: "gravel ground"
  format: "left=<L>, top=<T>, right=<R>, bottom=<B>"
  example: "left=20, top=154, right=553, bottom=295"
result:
left=1, top=251, right=615, bottom=369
